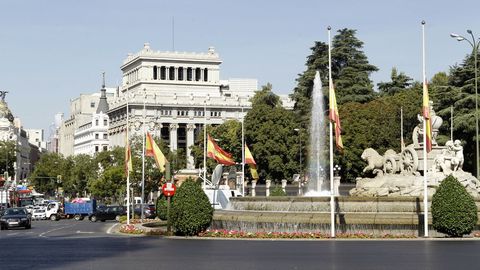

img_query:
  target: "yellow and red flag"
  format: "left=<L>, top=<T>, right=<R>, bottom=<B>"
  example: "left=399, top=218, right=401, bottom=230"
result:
left=207, top=134, right=236, bottom=166
left=327, top=71, right=344, bottom=150
left=245, top=144, right=259, bottom=180
left=124, top=137, right=132, bottom=175
left=146, top=132, right=168, bottom=172
left=422, top=80, right=433, bottom=152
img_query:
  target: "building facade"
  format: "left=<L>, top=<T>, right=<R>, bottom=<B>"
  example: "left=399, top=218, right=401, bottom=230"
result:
left=107, top=43, right=294, bottom=169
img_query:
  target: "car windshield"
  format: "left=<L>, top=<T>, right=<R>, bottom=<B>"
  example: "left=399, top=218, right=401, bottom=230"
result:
left=34, top=209, right=45, bottom=213
left=5, top=208, right=27, bottom=215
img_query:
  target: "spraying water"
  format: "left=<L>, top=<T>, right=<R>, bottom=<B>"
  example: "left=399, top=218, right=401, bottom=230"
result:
left=305, top=71, right=329, bottom=196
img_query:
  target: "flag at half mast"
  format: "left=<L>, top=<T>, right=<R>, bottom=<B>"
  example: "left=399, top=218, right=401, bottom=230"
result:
left=422, top=80, right=433, bottom=153
left=145, top=132, right=168, bottom=172
left=326, top=71, right=344, bottom=150
left=245, top=144, right=259, bottom=180
left=207, top=134, right=236, bottom=166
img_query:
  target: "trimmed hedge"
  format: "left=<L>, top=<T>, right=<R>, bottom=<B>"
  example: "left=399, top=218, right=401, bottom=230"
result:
left=156, top=194, right=169, bottom=221
left=170, top=179, right=214, bottom=236
left=431, top=175, right=478, bottom=237
left=270, top=185, right=287, bottom=196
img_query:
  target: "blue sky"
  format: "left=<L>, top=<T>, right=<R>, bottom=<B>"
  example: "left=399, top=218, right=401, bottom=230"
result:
left=0, top=0, right=479, bottom=134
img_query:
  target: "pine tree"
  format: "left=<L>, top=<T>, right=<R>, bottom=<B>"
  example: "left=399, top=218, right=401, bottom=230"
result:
left=377, top=67, right=413, bottom=96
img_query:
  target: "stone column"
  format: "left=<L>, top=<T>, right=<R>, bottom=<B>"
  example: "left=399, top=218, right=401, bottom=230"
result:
left=265, top=179, right=271, bottom=197
left=281, top=179, right=287, bottom=193
left=186, top=123, right=196, bottom=169
left=333, top=176, right=341, bottom=196
left=298, top=179, right=303, bottom=196
left=169, top=123, right=178, bottom=151
left=251, top=180, right=257, bottom=197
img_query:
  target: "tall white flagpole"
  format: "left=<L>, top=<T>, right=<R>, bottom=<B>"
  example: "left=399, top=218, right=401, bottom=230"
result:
left=126, top=83, right=130, bottom=225
left=328, top=26, right=335, bottom=238
left=422, top=20, right=429, bottom=237
left=241, top=106, right=245, bottom=196
left=401, top=107, right=405, bottom=152
left=141, top=89, right=146, bottom=221
left=203, top=99, right=207, bottom=188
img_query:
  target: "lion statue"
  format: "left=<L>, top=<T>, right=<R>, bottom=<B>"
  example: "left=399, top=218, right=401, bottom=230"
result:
left=361, top=148, right=384, bottom=176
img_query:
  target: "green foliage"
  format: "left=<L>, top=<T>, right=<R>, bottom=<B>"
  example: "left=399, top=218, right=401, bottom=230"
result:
left=170, top=179, right=213, bottom=236
left=270, top=185, right=287, bottom=196
left=431, top=175, right=478, bottom=237
left=377, top=67, right=413, bottom=96
left=0, top=141, right=15, bottom=179
left=156, top=194, right=169, bottom=220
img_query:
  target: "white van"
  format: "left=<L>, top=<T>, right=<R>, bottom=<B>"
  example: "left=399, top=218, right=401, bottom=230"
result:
left=124, top=196, right=142, bottom=205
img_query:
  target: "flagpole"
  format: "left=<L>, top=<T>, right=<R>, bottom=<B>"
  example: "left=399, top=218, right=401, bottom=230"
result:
left=141, top=89, right=146, bottom=221
left=328, top=26, right=335, bottom=238
left=401, top=107, right=405, bottom=152
left=241, top=106, right=245, bottom=196
left=203, top=99, right=207, bottom=188
left=422, top=20, right=429, bottom=238
left=126, top=83, right=130, bottom=225
left=451, top=106, right=453, bottom=141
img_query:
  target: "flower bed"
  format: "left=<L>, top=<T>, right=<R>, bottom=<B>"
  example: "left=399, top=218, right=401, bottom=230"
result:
left=198, top=229, right=417, bottom=239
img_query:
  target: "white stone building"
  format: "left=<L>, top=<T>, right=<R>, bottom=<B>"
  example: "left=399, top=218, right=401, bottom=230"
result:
left=25, top=129, right=47, bottom=152
left=59, top=86, right=116, bottom=157
left=73, top=81, right=111, bottom=156
left=107, top=43, right=293, bottom=169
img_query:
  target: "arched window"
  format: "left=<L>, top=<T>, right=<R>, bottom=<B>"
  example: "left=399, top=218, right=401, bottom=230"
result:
left=169, top=66, right=175, bottom=80
left=153, top=66, right=158, bottom=80
left=160, top=66, right=166, bottom=80
left=203, top=68, right=208, bottom=82
left=178, top=67, right=184, bottom=81
left=195, top=68, right=201, bottom=81
left=187, top=67, right=193, bottom=81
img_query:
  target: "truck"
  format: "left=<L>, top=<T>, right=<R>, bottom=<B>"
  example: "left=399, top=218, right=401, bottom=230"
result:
left=45, top=200, right=97, bottom=221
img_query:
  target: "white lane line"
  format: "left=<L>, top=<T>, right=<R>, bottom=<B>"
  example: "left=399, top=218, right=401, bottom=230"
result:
left=76, top=231, right=94, bottom=234
left=39, top=224, right=76, bottom=238
left=107, top=223, right=119, bottom=234
left=7, top=233, right=19, bottom=236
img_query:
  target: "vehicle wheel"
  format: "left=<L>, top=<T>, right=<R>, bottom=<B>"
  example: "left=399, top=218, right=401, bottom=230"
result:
left=50, top=215, right=57, bottom=221
left=100, top=220, right=106, bottom=222
left=25, top=224, right=31, bottom=229
left=90, top=215, right=97, bottom=222
left=0, top=225, right=4, bottom=230
left=115, top=215, right=121, bottom=222
left=74, top=214, right=81, bottom=221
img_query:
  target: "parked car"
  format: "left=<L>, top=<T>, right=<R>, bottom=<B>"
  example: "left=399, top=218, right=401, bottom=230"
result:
left=133, top=204, right=156, bottom=219
left=0, top=207, right=32, bottom=230
left=32, top=209, right=46, bottom=220
left=89, top=206, right=126, bottom=222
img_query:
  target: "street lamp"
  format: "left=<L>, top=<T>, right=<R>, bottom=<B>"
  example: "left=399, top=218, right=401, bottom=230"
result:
left=451, top=30, right=480, bottom=179
left=294, top=128, right=302, bottom=180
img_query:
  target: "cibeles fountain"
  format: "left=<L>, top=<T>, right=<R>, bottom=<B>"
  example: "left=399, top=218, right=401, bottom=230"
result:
left=350, top=103, right=480, bottom=198
left=212, top=74, right=480, bottom=236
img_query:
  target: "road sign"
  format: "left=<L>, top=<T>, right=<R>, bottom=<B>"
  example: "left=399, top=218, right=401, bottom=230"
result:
left=162, top=183, right=176, bottom=197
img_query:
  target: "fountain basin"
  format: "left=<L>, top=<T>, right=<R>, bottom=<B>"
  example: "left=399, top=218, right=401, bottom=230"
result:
left=210, top=196, right=480, bottom=236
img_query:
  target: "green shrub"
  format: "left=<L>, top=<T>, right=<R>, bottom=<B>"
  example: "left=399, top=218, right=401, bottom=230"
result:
left=156, top=194, right=169, bottom=220
left=431, top=175, right=478, bottom=237
left=270, top=185, right=287, bottom=196
left=170, top=179, right=213, bottom=236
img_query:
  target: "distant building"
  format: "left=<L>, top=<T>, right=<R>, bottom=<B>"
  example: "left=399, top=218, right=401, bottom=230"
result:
left=25, top=129, right=47, bottom=152
left=107, top=44, right=293, bottom=169
left=58, top=84, right=116, bottom=157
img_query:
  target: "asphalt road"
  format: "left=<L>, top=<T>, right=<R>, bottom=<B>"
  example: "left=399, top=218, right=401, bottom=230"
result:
left=1, top=219, right=479, bottom=270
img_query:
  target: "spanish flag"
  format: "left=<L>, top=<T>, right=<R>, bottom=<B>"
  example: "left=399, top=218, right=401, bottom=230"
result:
left=146, top=132, right=168, bottom=172
left=422, top=80, right=433, bottom=153
left=326, top=71, right=343, bottom=150
left=124, top=137, right=132, bottom=175
left=207, top=134, right=236, bottom=166
left=245, top=144, right=259, bottom=180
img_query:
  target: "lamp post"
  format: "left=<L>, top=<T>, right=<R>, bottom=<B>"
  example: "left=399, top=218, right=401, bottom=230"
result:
left=294, top=128, right=302, bottom=180
left=450, top=30, right=480, bottom=179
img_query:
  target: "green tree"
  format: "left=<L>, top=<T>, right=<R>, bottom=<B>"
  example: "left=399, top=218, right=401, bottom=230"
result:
left=64, top=154, right=96, bottom=197
left=29, top=153, right=67, bottom=197
left=170, top=179, right=213, bottom=236
left=431, top=175, right=478, bottom=237
left=331, top=28, right=378, bottom=104
left=377, top=67, right=413, bottom=96
left=0, top=141, right=16, bottom=180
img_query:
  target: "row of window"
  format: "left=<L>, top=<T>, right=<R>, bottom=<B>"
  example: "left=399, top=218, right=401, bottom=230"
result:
left=160, top=110, right=219, bottom=117
left=95, top=145, right=109, bottom=152
left=153, top=66, right=208, bottom=82
left=95, top=119, right=109, bottom=126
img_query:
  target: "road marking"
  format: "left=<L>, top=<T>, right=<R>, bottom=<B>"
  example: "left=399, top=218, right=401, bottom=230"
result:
left=76, top=230, right=94, bottom=234
left=7, top=233, right=19, bottom=236
left=39, top=224, right=76, bottom=238
left=107, top=223, right=119, bottom=234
